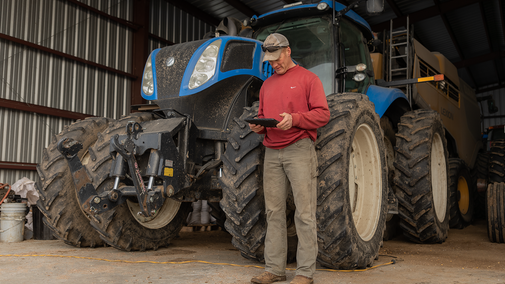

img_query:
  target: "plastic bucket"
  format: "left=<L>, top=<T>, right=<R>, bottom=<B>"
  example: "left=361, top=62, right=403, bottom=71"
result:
left=0, top=203, right=26, bottom=242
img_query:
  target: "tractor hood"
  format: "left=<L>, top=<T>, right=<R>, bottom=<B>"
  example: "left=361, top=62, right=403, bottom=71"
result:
left=141, top=36, right=269, bottom=101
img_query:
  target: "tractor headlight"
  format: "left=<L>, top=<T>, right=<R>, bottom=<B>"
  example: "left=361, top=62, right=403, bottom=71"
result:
left=142, top=54, right=155, bottom=95
left=189, top=40, right=221, bottom=89
left=353, top=73, right=366, bottom=82
left=317, top=2, right=329, bottom=10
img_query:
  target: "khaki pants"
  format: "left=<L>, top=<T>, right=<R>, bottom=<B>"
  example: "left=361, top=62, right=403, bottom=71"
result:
left=263, top=138, right=318, bottom=278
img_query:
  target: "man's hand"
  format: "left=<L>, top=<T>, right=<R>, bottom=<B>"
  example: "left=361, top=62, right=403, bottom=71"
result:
left=277, top=113, right=292, bottom=130
left=249, top=123, right=264, bottom=133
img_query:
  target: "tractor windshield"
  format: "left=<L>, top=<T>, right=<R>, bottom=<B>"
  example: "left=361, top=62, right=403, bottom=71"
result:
left=255, top=16, right=334, bottom=95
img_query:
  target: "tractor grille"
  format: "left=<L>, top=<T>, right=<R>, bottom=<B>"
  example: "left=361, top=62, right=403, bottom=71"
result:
left=221, top=41, right=255, bottom=72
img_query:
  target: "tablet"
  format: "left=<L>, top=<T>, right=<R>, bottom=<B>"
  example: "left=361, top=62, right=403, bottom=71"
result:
left=244, top=118, right=280, bottom=127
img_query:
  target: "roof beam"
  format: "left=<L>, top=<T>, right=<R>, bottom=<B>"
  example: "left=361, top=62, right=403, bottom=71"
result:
left=164, top=0, right=220, bottom=26
left=434, top=0, right=476, bottom=87
left=0, top=161, right=37, bottom=171
left=385, top=0, right=403, bottom=17
left=453, top=51, right=505, bottom=69
left=0, top=98, right=94, bottom=120
left=222, top=0, right=258, bottom=18
left=0, top=33, right=137, bottom=79
left=371, top=0, right=482, bottom=31
left=65, top=0, right=140, bottom=30
left=479, top=1, right=501, bottom=89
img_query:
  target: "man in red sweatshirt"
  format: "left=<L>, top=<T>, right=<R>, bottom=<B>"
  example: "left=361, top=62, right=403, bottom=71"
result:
left=250, top=33, right=330, bottom=284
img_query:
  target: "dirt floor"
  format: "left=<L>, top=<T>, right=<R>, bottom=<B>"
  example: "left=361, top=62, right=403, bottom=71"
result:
left=0, top=219, right=504, bottom=284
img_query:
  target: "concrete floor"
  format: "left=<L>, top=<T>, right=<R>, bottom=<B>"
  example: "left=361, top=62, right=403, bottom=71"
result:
left=0, top=219, right=504, bottom=284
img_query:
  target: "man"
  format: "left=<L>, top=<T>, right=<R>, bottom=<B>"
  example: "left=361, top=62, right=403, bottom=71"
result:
left=250, top=33, right=330, bottom=284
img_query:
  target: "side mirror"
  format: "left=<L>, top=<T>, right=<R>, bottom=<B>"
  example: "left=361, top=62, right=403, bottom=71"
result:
left=366, top=0, right=384, bottom=15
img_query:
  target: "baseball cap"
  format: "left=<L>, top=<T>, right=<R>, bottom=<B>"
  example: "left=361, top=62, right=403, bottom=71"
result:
left=262, top=33, right=289, bottom=62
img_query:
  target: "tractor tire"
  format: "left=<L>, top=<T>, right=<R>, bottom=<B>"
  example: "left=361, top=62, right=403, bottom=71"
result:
left=85, top=113, right=191, bottom=251
left=486, top=182, right=505, bottom=243
left=394, top=109, right=450, bottom=243
left=448, top=158, right=474, bottom=229
left=219, top=102, right=297, bottom=263
left=315, top=93, right=388, bottom=269
left=489, top=140, right=505, bottom=183
left=35, top=117, right=110, bottom=247
left=474, top=152, right=489, bottom=180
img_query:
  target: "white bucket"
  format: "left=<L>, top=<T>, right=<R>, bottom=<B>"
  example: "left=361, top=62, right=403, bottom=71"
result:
left=0, top=203, right=26, bottom=242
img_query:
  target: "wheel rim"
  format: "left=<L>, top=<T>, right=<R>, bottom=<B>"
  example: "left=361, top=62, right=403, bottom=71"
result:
left=457, top=176, right=470, bottom=215
left=431, top=133, right=447, bottom=222
left=348, top=123, right=382, bottom=241
left=127, top=198, right=181, bottom=229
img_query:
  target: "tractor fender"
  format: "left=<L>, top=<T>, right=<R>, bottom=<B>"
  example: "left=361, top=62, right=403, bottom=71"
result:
left=366, top=85, right=409, bottom=118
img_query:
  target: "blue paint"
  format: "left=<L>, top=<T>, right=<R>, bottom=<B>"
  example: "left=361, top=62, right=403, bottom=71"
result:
left=257, top=0, right=372, bottom=34
left=141, top=48, right=160, bottom=101
left=366, top=85, right=409, bottom=117
left=179, top=36, right=269, bottom=96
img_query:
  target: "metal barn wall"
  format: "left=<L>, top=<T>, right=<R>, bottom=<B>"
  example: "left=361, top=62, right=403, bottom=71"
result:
left=0, top=0, right=213, bottom=185
left=148, top=0, right=214, bottom=51
left=0, top=108, right=73, bottom=183
left=0, top=0, right=133, bottom=117
left=477, top=87, right=505, bottom=131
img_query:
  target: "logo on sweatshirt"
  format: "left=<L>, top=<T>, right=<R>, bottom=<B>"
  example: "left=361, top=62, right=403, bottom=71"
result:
left=291, top=86, right=296, bottom=89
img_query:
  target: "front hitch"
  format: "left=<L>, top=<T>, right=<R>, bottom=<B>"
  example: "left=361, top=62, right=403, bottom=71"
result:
left=110, top=122, right=165, bottom=217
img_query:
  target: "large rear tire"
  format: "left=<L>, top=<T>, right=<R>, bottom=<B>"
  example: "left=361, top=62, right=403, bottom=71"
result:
left=486, top=182, right=505, bottom=243
left=219, top=102, right=297, bottom=262
left=316, top=93, right=388, bottom=269
left=35, top=117, right=110, bottom=247
left=85, top=113, right=191, bottom=251
left=448, top=158, right=474, bottom=229
left=394, top=109, right=450, bottom=243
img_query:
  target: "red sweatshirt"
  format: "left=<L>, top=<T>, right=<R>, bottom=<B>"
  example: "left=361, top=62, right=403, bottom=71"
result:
left=258, top=65, right=330, bottom=149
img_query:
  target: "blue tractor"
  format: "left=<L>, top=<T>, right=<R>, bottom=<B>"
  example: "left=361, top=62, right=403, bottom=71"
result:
left=37, top=0, right=451, bottom=269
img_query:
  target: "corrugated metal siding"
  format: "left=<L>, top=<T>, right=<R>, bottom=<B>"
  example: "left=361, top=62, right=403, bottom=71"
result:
left=188, top=0, right=245, bottom=21
left=1, top=0, right=219, bottom=184
left=149, top=0, right=214, bottom=50
left=414, top=16, right=460, bottom=62
left=0, top=108, right=72, bottom=184
left=0, top=0, right=132, bottom=117
left=0, top=170, right=38, bottom=187
left=0, top=0, right=134, bottom=185
left=445, top=3, right=488, bottom=59
left=477, top=87, right=505, bottom=130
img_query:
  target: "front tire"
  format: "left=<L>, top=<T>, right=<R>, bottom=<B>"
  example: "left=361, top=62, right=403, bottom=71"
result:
left=85, top=113, right=190, bottom=251
left=35, top=117, right=110, bottom=247
left=219, top=102, right=297, bottom=262
left=316, top=93, right=388, bottom=269
left=394, top=109, right=450, bottom=243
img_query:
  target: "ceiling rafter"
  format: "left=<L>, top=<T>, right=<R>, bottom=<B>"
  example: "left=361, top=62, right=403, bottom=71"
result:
left=165, top=0, right=220, bottom=26
left=479, top=1, right=501, bottom=90
left=385, top=0, right=403, bottom=17
left=222, top=0, right=258, bottom=18
left=371, top=0, right=482, bottom=31
left=432, top=0, right=476, bottom=87
left=453, top=51, right=505, bottom=69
